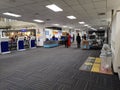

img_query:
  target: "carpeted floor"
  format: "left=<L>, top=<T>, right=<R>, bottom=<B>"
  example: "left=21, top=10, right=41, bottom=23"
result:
left=0, top=45, right=120, bottom=90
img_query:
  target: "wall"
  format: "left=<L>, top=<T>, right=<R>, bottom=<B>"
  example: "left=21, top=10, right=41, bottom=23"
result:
left=111, top=11, right=120, bottom=73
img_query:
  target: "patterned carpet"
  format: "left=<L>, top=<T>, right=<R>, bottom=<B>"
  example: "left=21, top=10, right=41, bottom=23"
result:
left=0, top=45, right=120, bottom=90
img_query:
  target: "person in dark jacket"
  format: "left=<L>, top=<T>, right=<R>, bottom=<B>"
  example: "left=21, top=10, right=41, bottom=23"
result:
left=76, top=33, right=81, bottom=48
left=64, top=34, right=68, bottom=48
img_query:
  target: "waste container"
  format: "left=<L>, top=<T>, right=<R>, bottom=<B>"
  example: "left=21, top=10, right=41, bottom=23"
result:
left=100, top=52, right=112, bottom=72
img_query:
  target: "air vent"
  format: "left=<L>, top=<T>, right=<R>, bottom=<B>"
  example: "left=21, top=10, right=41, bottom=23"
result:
left=46, top=19, right=51, bottom=21
left=35, top=13, right=39, bottom=15
left=98, top=12, right=105, bottom=15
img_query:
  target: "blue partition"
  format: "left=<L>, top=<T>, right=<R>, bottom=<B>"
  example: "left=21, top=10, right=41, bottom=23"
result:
left=18, top=40, right=24, bottom=50
left=17, top=37, right=26, bottom=51
left=1, top=41, right=9, bottom=53
left=31, top=40, right=36, bottom=48
left=29, top=36, right=36, bottom=49
left=0, top=38, right=11, bottom=54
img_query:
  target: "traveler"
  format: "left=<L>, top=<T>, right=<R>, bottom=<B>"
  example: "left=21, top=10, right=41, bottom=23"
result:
left=64, top=34, right=68, bottom=48
left=76, top=33, right=81, bottom=48
left=67, top=33, right=71, bottom=48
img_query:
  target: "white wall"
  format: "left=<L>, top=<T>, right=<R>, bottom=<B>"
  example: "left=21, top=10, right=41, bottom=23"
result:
left=111, top=11, right=120, bottom=73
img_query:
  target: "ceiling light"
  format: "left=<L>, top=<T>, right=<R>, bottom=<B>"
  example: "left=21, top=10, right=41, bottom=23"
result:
left=67, top=16, right=76, bottom=19
left=3, top=12, right=21, bottom=17
left=63, top=26, right=67, bottom=28
left=69, top=27, right=72, bottom=28
left=84, top=24, right=88, bottom=27
left=88, top=26, right=91, bottom=28
left=53, top=24, right=59, bottom=26
left=46, top=4, right=63, bottom=12
left=79, top=22, right=85, bottom=24
left=33, top=19, right=44, bottom=23
left=91, top=28, right=97, bottom=31
left=100, top=27, right=103, bottom=29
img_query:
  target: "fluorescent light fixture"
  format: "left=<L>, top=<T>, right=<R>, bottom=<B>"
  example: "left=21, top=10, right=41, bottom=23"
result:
left=88, top=26, right=91, bottom=28
left=69, top=27, right=72, bottom=28
left=33, top=19, right=44, bottom=23
left=63, top=26, right=67, bottom=28
left=67, top=16, right=76, bottom=19
left=84, top=24, right=88, bottom=27
left=91, top=28, right=97, bottom=31
left=53, top=24, right=59, bottom=26
left=100, top=27, right=104, bottom=29
left=46, top=4, right=63, bottom=12
left=79, top=22, right=85, bottom=24
left=3, top=12, right=21, bottom=17
left=87, top=25, right=91, bottom=28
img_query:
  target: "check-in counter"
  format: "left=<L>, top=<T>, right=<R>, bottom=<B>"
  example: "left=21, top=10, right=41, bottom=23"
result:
left=0, top=37, right=11, bottom=54
left=17, top=37, right=26, bottom=51
left=29, top=36, right=36, bottom=49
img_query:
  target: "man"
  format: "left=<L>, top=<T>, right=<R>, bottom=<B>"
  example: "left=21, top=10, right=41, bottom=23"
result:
left=76, top=33, right=81, bottom=48
left=64, top=34, right=68, bottom=48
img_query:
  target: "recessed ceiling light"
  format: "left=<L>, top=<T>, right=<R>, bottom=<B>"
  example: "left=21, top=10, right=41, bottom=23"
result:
left=84, top=24, right=88, bottom=27
left=100, top=27, right=103, bottom=29
left=33, top=19, right=44, bottom=23
left=63, top=26, right=67, bottom=28
left=46, top=4, right=63, bottom=12
left=79, top=22, right=85, bottom=24
left=67, top=16, right=76, bottom=19
left=53, top=24, right=59, bottom=26
left=91, top=28, right=97, bottom=31
left=3, top=12, right=21, bottom=17
left=88, top=26, right=91, bottom=28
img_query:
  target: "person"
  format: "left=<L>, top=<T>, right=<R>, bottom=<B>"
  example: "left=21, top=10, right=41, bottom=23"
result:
left=67, top=33, right=71, bottom=48
left=72, top=34, right=75, bottom=43
left=76, top=33, right=81, bottom=48
left=52, top=35, right=56, bottom=41
left=64, top=34, right=68, bottom=48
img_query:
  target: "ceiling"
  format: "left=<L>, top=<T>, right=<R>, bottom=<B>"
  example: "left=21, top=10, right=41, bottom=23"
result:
left=0, top=0, right=120, bottom=30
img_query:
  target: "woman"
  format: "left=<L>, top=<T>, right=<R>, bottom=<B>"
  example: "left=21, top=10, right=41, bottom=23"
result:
left=67, top=33, right=71, bottom=47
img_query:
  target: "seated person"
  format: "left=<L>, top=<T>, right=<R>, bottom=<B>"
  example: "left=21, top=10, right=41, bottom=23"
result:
left=45, top=38, right=49, bottom=41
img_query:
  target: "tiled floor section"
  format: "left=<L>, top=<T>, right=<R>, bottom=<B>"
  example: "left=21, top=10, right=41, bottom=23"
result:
left=0, top=46, right=120, bottom=90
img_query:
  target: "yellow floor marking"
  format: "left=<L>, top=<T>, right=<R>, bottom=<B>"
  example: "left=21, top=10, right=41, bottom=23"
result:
left=95, top=58, right=101, bottom=63
left=91, top=63, right=100, bottom=72
left=88, top=57, right=96, bottom=59
left=85, top=62, right=93, bottom=65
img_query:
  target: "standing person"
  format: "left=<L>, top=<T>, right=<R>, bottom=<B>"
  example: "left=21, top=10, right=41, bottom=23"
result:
left=64, top=34, right=68, bottom=48
left=72, top=34, right=75, bottom=43
left=67, top=33, right=71, bottom=47
left=76, top=33, right=81, bottom=48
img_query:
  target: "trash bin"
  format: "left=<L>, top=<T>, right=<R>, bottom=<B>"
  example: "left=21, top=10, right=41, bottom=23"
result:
left=100, top=52, right=112, bottom=72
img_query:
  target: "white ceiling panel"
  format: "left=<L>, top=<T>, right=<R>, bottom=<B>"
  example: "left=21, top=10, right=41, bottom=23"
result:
left=0, top=0, right=119, bottom=29
left=94, top=0, right=106, bottom=9
left=62, top=0, right=79, bottom=6
left=78, top=0, right=92, bottom=4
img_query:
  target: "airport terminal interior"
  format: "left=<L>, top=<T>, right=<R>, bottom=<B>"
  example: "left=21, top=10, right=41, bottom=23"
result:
left=0, top=0, right=120, bottom=90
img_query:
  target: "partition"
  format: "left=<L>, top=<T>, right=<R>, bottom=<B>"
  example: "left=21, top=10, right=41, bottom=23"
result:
left=0, top=37, right=11, bottom=54
left=29, top=36, right=36, bottom=48
left=17, top=37, right=26, bottom=51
